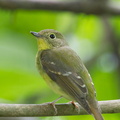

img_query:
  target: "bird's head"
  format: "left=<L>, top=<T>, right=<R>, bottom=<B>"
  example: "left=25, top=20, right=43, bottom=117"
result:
left=30, top=29, right=68, bottom=51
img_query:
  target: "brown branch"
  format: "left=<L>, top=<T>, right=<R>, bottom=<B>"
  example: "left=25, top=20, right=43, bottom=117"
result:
left=101, top=16, right=120, bottom=97
left=0, top=0, right=120, bottom=15
left=102, top=16, right=120, bottom=69
left=0, top=100, right=120, bottom=117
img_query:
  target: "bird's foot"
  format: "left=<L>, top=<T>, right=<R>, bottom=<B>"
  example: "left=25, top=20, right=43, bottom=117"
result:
left=48, top=102, right=57, bottom=115
left=69, top=101, right=80, bottom=113
left=47, top=96, right=63, bottom=115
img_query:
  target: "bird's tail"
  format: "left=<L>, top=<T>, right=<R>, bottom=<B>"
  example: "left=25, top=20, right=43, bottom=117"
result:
left=90, top=106, right=104, bottom=120
left=77, top=98, right=104, bottom=120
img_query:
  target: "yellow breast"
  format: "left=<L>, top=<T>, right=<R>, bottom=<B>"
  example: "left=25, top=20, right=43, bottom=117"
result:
left=37, top=38, right=51, bottom=51
left=36, top=52, right=72, bottom=100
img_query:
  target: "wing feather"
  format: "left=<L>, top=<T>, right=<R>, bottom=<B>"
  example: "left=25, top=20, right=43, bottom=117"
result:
left=40, top=47, right=93, bottom=114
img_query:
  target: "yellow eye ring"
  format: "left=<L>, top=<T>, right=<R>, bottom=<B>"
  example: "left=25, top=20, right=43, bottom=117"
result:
left=50, top=34, right=56, bottom=39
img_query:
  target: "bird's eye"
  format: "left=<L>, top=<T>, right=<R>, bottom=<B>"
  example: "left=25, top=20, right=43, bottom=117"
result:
left=50, top=34, right=55, bottom=39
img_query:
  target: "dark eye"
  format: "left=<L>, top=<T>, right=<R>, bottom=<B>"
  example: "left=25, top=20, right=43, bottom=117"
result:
left=50, top=34, right=55, bottom=39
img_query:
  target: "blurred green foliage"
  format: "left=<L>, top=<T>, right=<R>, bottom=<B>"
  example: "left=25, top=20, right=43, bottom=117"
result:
left=0, top=8, right=120, bottom=120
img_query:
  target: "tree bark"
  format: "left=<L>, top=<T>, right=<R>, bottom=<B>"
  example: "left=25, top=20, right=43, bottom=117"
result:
left=0, top=100, right=120, bottom=117
left=0, top=0, right=120, bottom=15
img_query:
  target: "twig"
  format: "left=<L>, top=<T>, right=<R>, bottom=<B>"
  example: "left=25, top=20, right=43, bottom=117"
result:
left=102, top=16, right=120, bottom=97
left=102, top=16, right=120, bottom=70
left=0, top=100, right=120, bottom=117
left=0, top=0, right=120, bottom=15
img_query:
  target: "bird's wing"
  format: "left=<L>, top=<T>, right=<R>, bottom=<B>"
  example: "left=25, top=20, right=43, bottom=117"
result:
left=40, top=47, right=95, bottom=114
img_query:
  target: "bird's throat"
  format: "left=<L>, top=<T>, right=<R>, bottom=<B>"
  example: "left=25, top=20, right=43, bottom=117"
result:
left=37, top=39, right=51, bottom=51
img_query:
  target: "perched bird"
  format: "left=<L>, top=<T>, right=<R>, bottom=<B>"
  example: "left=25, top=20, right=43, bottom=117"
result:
left=30, top=29, right=104, bottom=120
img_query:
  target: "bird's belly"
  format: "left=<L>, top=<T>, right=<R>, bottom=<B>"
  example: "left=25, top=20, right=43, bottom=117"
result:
left=41, top=70, right=72, bottom=100
left=36, top=53, right=72, bottom=100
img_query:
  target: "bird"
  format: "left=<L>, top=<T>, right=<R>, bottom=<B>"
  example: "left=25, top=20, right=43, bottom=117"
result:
left=30, top=29, right=104, bottom=120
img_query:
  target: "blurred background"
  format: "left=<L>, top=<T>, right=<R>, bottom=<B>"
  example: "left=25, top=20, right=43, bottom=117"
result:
left=0, top=0, right=120, bottom=120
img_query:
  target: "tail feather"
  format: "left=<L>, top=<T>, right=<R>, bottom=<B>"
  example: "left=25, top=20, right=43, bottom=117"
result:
left=77, top=98, right=104, bottom=120
left=90, top=107, right=104, bottom=120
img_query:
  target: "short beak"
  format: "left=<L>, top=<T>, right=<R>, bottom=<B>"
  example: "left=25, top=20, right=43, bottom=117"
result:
left=30, top=31, right=40, bottom=37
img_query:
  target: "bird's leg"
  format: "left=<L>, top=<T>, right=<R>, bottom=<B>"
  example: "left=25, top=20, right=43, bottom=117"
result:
left=47, top=96, right=63, bottom=115
left=52, top=96, right=63, bottom=103
left=69, top=101, right=80, bottom=113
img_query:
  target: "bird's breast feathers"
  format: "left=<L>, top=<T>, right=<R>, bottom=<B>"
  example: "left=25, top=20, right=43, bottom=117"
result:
left=37, top=46, right=96, bottom=114
left=38, top=46, right=95, bottom=98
